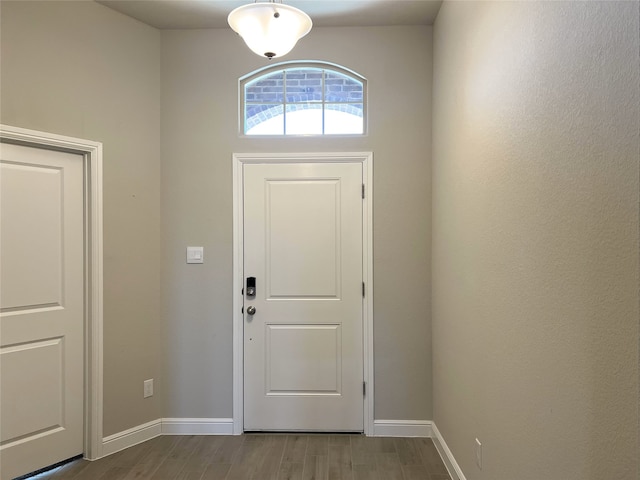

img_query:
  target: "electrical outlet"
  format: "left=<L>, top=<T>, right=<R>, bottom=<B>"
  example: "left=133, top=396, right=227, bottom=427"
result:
left=475, top=438, right=482, bottom=470
left=144, top=379, right=154, bottom=398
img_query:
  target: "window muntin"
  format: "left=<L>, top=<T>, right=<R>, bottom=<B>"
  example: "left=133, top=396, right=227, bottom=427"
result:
left=242, top=63, right=366, bottom=136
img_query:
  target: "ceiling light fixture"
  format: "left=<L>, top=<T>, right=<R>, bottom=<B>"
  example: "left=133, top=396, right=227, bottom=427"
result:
left=228, top=1, right=312, bottom=60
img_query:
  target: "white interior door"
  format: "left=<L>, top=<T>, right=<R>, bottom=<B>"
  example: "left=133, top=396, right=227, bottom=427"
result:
left=243, top=162, right=364, bottom=431
left=0, top=143, right=84, bottom=480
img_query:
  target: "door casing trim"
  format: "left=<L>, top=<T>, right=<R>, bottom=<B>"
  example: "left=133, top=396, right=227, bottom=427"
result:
left=0, top=124, right=104, bottom=460
left=232, top=152, right=374, bottom=435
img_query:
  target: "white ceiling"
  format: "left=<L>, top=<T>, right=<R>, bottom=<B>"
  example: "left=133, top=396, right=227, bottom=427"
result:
left=96, top=0, right=443, bottom=29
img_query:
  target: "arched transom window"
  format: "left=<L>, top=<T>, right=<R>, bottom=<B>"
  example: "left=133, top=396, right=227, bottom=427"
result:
left=241, top=62, right=367, bottom=136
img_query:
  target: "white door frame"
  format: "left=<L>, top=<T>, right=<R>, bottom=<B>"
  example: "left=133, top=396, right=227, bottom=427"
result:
left=232, top=152, right=374, bottom=436
left=0, top=124, right=104, bottom=460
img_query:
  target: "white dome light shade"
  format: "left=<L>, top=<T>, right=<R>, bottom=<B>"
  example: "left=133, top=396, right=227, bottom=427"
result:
left=228, top=3, right=312, bottom=59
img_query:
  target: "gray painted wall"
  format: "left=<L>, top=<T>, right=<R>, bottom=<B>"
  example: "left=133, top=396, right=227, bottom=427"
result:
left=0, top=1, right=163, bottom=436
left=432, top=2, right=639, bottom=479
left=161, top=26, right=433, bottom=421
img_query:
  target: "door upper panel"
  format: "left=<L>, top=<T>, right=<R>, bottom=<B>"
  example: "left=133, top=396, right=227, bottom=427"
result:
left=266, top=179, right=342, bottom=300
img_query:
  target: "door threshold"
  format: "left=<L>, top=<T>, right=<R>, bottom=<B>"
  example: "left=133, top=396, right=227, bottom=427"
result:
left=243, top=431, right=363, bottom=435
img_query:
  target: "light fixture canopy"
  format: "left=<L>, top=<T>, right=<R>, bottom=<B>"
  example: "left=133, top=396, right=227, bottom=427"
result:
left=228, top=2, right=312, bottom=59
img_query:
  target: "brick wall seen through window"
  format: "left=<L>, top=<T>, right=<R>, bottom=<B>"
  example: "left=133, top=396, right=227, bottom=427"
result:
left=241, top=63, right=366, bottom=135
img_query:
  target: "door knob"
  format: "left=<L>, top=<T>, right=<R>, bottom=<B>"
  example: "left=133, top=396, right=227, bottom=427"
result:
left=246, top=306, right=256, bottom=315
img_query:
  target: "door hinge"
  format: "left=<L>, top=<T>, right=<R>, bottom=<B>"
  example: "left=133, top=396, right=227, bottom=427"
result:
left=362, top=282, right=365, bottom=297
left=241, top=306, right=244, bottom=314
left=363, top=381, right=366, bottom=396
left=362, top=184, right=365, bottom=199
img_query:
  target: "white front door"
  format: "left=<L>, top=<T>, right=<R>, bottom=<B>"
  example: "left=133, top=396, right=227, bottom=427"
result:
left=0, top=143, right=84, bottom=480
left=243, top=161, right=364, bottom=431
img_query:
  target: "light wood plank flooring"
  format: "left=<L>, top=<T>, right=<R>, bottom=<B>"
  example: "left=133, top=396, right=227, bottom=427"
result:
left=27, top=435, right=452, bottom=480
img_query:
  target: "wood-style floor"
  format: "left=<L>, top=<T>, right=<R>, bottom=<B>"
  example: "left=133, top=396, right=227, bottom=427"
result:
left=28, top=434, right=452, bottom=480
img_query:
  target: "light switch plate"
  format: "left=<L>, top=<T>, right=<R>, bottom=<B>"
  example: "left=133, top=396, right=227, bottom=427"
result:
left=186, top=246, right=204, bottom=264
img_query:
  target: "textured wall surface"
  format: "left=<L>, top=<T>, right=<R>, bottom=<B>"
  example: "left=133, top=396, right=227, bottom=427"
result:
left=432, top=2, right=639, bottom=479
left=0, top=1, right=162, bottom=436
left=161, top=26, right=433, bottom=421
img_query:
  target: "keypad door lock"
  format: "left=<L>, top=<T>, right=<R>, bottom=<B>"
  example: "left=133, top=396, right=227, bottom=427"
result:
left=246, top=277, right=256, bottom=297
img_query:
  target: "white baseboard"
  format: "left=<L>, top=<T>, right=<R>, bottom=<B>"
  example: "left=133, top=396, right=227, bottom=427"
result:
left=373, top=420, right=432, bottom=437
left=102, top=418, right=446, bottom=462
left=101, top=419, right=162, bottom=457
left=161, top=418, right=234, bottom=435
left=100, top=418, right=233, bottom=458
left=431, top=423, right=466, bottom=480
